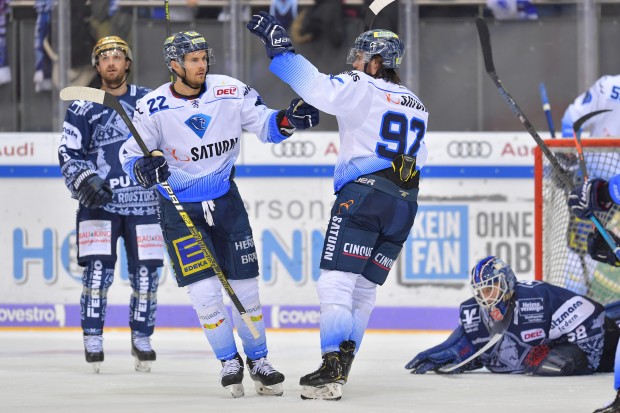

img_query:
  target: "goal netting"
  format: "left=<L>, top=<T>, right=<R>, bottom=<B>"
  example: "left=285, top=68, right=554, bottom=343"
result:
left=534, top=139, right=620, bottom=305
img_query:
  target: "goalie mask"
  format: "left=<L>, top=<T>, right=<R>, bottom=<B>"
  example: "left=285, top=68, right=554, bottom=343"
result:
left=91, top=36, right=133, bottom=67
left=163, top=31, right=215, bottom=72
left=346, top=29, right=405, bottom=69
left=470, top=256, right=516, bottom=322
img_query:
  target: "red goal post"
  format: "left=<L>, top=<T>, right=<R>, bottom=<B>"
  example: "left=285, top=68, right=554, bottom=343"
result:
left=534, top=138, right=620, bottom=305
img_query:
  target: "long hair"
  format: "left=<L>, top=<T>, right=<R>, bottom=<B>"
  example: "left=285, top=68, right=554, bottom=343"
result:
left=371, top=55, right=401, bottom=85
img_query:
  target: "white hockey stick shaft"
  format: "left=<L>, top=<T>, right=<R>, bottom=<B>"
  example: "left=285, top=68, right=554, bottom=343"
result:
left=364, top=0, right=396, bottom=30
left=59, top=86, right=260, bottom=338
left=438, top=332, right=502, bottom=373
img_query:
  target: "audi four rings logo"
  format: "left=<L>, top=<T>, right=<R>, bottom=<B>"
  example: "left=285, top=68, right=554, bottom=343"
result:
left=447, top=141, right=492, bottom=158
left=271, top=141, right=316, bottom=157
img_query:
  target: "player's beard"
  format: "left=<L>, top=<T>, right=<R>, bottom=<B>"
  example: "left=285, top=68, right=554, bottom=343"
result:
left=101, top=70, right=127, bottom=89
left=186, top=72, right=206, bottom=90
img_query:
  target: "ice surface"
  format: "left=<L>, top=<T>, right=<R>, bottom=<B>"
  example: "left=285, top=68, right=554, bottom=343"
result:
left=0, top=329, right=612, bottom=413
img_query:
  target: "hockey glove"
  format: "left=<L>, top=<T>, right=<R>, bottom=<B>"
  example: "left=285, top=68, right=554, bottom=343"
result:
left=75, top=173, right=113, bottom=208
left=405, top=326, right=477, bottom=374
left=247, top=11, right=295, bottom=59
left=285, top=98, right=319, bottom=130
left=568, top=179, right=612, bottom=220
left=588, top=231, right=620, bottom=267
left=133, top=151, right=171, bottom=189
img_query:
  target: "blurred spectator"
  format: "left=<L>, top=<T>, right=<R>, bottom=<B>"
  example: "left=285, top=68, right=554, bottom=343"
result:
left=486, top=0, right=538, bottom=20
left=291, top=0, right=344, bottom=48
left=270, top=0, right=297, bottom=30
left=0, top=0, right=10, bottom=85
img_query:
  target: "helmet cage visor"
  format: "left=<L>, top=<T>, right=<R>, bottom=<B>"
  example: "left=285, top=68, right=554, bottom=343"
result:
left=346, top=49, right=371, bottom=65
left=471, top=273, right=509, bottom=310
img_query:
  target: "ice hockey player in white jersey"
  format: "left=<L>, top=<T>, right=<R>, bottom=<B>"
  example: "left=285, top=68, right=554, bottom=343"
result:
left=561, top=75, right=620, bottom=137
left=59, top=36, right=164, bottom=374
left=248, top=12, right=428, bottom=400
left=405, top=256, right=618, bottom=377
left=119, top=30, right=319, bottom=398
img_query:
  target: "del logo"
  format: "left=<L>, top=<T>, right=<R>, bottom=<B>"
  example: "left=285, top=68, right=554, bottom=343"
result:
left=172, top=234, right=212, bottom=277
left=521, top=328, right=545, bottom=342
left=214, top=85, right=238, bottom=97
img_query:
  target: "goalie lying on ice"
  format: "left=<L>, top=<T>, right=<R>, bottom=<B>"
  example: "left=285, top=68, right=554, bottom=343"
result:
left=405, top=256, right=619, bottom=376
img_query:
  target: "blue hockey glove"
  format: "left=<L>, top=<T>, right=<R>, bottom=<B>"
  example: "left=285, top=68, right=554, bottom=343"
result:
left=284, top=98, right=319, bottom=130
left=588, top=231, right=620, bottom=267
left=405, top=326, right=477, bottom=374
left=247, top=11, right=294, bottom=59
left=568, top=179, right=612, bottom=219
left=76, top=173, right=113, bottom=208
left=133, top=151, right=170, bottom=189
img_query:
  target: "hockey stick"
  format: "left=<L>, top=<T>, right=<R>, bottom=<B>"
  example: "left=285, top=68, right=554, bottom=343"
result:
left=572, top=110, right=611, bottom=180
left=364, top=0, right=396, bottom=30
left=164, top=0, right=174, bottom=83
left=538, top=83, right=556, bottom=138
left=437, top=333, right=502, bottom=373
left=475, top=17, right=620, bottom=261
left=59, top=86, right=260, bottom=338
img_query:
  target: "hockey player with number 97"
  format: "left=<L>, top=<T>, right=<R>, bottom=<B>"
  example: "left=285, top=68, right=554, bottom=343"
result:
left=248, top=12, right=428, bottom=400
left=59, top=36, right=164, bottom=374
left=405, top=256, right=618, bottom=378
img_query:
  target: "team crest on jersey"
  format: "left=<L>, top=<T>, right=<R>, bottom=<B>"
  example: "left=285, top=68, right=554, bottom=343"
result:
left=184, top=114, right=212, bottom=138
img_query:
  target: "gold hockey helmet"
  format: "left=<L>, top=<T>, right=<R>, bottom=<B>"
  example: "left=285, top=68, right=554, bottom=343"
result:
left=91, top=36, right=133, bottom=67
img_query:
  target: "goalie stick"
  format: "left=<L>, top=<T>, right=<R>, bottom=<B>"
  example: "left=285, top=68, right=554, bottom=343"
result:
left=437, top=333, right=502, bottom=373
left=59, top=86, right=260, bottom=339
left=475, top=17, right=620, bottom=261
left=364, top=0, right=396, bottom=30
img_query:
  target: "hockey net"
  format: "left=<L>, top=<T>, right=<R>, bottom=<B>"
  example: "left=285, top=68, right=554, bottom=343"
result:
left=534, top=139, right=620, bottom=305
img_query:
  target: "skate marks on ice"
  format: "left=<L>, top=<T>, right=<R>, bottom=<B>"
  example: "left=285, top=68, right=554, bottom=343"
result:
left=0, top=330, right=612, bottom=413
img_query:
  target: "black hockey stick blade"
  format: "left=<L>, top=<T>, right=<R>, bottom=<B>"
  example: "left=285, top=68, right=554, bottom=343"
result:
left=572, top=109, right=612, bottom=134
left=364, top=0, right=396, bottom=30
left=475, top=17, right=495, bottom=74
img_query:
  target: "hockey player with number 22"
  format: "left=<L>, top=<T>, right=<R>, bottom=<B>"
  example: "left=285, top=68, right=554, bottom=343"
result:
left=120, top=31, right=320, bottom=398
left=248, top=12, right=428, bottom=400
left=59, top=36, right=164, bottom=374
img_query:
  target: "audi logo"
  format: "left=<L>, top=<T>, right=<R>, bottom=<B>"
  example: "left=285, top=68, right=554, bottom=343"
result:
left=447, top=141, right=492, bottom=158
left=271, top=140, right=316, bottom=158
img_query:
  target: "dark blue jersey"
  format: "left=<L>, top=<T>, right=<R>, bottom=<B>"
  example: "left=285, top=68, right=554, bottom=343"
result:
left=460, top=280, right=606, bottom=373
left=59, top=84, right=159, bottom=215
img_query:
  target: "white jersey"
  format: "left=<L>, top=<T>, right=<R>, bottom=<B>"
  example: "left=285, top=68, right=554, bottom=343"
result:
left=561, top=74, right=620, bottom=137
left=270, top=53, right=429, bottom=192
left=120, top=74, right=287, bottom=201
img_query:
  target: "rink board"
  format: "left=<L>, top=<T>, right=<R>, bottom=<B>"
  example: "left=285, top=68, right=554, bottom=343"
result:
left=0, top=131, right=541, bottom=329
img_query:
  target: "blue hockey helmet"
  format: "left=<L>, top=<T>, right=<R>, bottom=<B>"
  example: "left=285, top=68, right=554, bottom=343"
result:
left=470, top=256, right=517, bottom=321
left=346, top=29, right=405, bottom=69
left=163, top=31, right=215, bottom=71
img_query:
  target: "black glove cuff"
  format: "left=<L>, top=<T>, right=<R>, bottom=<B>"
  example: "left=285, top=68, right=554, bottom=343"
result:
left=597, top=181, right=613, bottom=210
left=74, top=170, right=97, bottom=191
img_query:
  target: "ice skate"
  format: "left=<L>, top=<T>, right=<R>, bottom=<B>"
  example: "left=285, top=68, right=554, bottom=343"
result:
left=338, top=340, right=356, bottom=384
left=594, top=390, right=620, bottom=413
left=83, top=334, right=104, bottom=373
left=247, top=357, right=285, bottom=396
left=131, top=333, right=156, bottom=373
left=300, top=352, right=343, bottom=401
left=220, top=354, right=244, bottom=398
